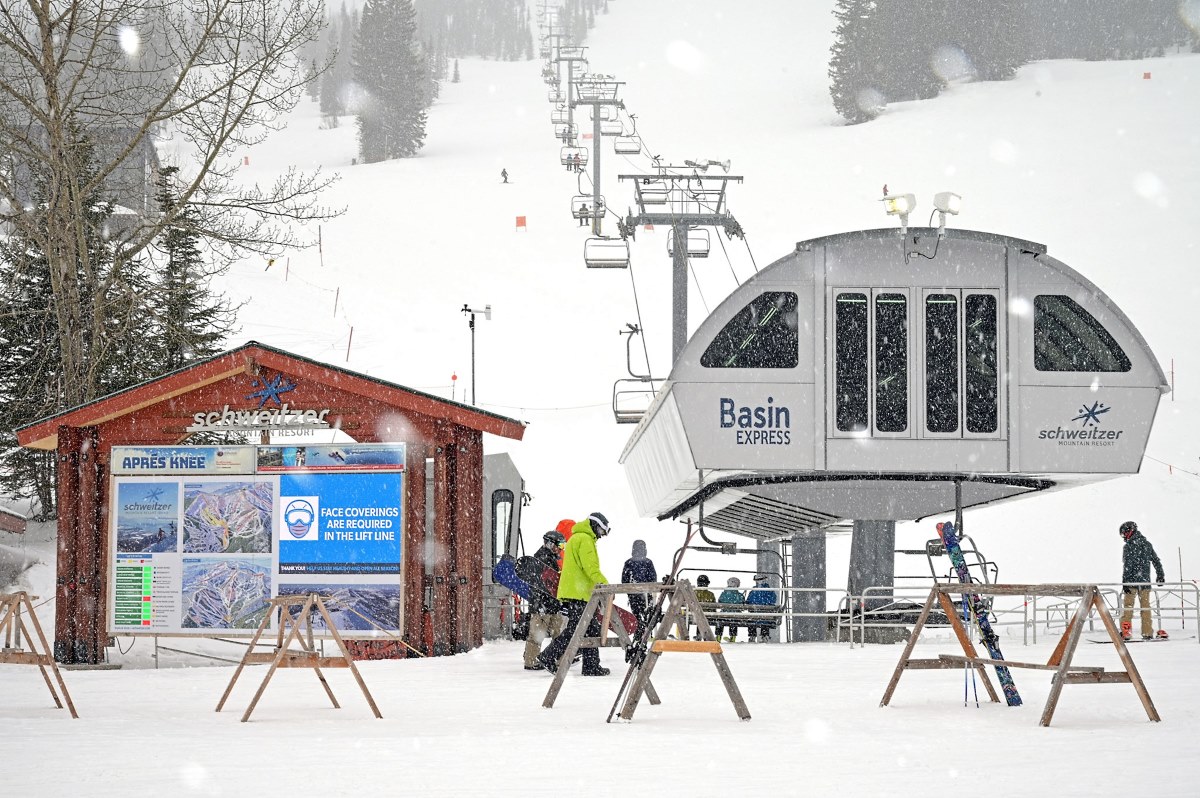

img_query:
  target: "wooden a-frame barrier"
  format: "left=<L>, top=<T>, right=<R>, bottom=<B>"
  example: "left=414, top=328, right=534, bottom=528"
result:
left=543, top=582, right=750, bottom=722
left=0, top=592, right=78, bottom=718
left=216, top=593, right=383, bottom=722
left=881, top=583, right=1160, bottom=727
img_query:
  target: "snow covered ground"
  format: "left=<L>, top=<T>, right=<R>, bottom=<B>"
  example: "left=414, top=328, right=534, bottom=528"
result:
left=5, top=1, right=1200, bottom=794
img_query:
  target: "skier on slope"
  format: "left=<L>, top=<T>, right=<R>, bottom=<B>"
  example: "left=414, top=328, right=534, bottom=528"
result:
left=1118, top=521, right=1167, bottom=641
left=500, top=168, right=508, bottom=183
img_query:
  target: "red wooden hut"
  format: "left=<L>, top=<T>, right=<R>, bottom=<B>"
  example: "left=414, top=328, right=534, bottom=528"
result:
left=15, top=341, right=525, bottom=664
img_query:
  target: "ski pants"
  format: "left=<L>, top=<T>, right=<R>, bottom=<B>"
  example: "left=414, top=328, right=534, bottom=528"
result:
left=543, top=599, right=601, bottom=672
left=1121, top=587, right=1154, bottom=637
left=524, top=612, right=565, bottom=667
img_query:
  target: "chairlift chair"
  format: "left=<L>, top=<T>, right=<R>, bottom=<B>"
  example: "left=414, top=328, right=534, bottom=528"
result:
left=551, top=108, right=569, bottom=124
left=571, top=195, right=605, bottom=220
left=553, top=122, right=577, bottom=140
left=548, top=89, right=563, bottom=103
left=583, top=237, right=630, bottom=269
left=559, top=146, right=589, bottom=168
left=600, top=120, right=622, bottom=137
left=591, top=105, right=617, bottom=122
left=667, top=228, right=712, bottom=259
left=613, top=137, right=641, bottom=155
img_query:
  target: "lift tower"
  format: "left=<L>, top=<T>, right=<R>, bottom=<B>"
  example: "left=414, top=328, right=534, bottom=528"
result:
left=552, top=45, right=588, bottom=138
left=618, top=168, right=744, bottom=363
left=570, top=76, right=624, bottom=235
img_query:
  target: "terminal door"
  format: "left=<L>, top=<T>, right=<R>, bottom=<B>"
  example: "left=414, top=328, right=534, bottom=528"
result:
left=831, top=288, right=1004, bottom=441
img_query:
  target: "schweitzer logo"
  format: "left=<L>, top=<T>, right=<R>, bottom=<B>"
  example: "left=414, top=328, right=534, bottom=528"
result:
left=719, top=396, right=791, bottom=445
left=1037, top=400, right=1124, bottom=446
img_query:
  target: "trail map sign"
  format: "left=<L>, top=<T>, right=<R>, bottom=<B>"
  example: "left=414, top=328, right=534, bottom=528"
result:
left=107, top=444, right=405, bottom=638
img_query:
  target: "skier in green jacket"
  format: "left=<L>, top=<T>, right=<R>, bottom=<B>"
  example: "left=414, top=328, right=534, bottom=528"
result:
left=538, top=512, right=611, bottom=676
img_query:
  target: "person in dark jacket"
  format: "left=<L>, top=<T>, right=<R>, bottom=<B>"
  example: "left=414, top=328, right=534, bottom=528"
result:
left=1119, top=521, right=1167, bottom=640
left=538, top=512, right=612, bottom=676
left=521, top=531, right=566, bottom=670
left=621, top=539, right=657, bottom=630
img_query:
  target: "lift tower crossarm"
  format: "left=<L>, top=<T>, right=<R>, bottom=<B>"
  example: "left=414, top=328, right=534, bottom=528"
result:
left=617, top=172, right=746, bottom=363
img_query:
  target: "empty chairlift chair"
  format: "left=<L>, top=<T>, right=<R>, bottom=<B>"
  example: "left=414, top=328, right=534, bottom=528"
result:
left=548, top=89, right=563, bottom=104
left=614, top=136, right=641, bottom=155
left=551, top=107, right=569, bottom=124
left=667, top=228, right=711, bottom=259
left=600, top=120, right=623, bottom=137
left=583, top=237, right=630, bottom=269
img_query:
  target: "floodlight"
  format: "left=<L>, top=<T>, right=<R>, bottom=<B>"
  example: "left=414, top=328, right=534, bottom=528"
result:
left=933, top=192, right=962, bottom=215
left=880, top=192, right=915, bottom=234
left=933, top=191, right=962, bottom=238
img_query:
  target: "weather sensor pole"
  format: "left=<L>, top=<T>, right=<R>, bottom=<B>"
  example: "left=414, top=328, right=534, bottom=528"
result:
left=461, top=303, right=491, bottom=405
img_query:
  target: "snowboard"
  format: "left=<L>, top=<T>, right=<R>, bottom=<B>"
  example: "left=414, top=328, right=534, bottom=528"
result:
left=937, top=521, right=1022, bottom=706
left=491, top=555, right=531, bottom=600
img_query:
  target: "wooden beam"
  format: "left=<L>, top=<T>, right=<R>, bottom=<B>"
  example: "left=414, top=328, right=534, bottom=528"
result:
left=651, top=639, right=722, bottom=654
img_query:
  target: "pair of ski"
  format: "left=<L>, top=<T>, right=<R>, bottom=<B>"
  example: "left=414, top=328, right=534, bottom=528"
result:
left=936, top=521, right=1022, bottom=707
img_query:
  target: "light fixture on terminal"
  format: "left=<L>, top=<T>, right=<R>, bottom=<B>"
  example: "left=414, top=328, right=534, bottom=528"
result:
left=881, top=192, right=916, bottom=234
left=933, top=191, right=962, bottom=238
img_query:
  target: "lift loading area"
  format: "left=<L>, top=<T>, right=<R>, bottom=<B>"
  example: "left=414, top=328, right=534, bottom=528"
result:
left=620, top=227, right=1170, bottom=639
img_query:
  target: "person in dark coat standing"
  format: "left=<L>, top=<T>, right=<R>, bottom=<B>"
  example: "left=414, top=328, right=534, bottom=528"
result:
left=501, top=168, right=509, bottom=183
left=1119, top=521, right=1167, bottom=640
left=520, top=531, right=566, bottom=670
left=621, top=540, right=657, bottom=631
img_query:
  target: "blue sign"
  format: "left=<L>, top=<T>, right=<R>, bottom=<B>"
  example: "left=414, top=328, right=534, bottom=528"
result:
left=277, top=472, right=403, bottom=574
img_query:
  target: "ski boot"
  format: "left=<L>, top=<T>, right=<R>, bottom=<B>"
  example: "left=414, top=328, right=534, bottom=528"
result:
left=1155, top=629, right=1169, bottom=640
left=1119, top=621, right=1132, bottom=642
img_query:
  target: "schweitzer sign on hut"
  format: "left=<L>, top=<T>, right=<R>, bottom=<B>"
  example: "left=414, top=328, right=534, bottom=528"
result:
left=15, top=341, right=525, bottom=664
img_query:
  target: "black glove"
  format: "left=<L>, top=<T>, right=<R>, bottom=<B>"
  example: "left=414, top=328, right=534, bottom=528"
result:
left=1157, top=577, right=1166, bottom=585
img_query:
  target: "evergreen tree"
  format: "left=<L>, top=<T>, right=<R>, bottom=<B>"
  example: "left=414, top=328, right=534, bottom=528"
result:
left=355, top=0, right=429, bottom=162
left=147, top=167, right=237, bottom=372
left=828, top=0, right=887, bottom=124
left=0, top=127, right=119, bottom=516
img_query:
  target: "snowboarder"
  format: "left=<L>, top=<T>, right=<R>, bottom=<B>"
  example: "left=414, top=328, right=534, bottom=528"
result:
left=621, top=540, right=657, bottom=630
left=1118, top=521, right=1167, bottom=641
left=716, top=577, right=744, bottom=642
left=517, top=531, right=566, bottom=670
left=538, top=512, right=612, bottom=676
left=500, top=168, right=508, bottom=183
left=745, top=574, right=777, bottom=642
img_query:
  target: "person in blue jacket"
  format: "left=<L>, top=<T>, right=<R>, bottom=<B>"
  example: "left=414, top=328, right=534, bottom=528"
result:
left=716, top=577, right=744, bottom=642
left=745, top=574, right=777, bottom=642
left=621, top=539, right=657, bottom=630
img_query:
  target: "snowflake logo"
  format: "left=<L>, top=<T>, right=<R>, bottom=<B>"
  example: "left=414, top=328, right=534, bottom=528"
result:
left=246, top=373, right=296, bottom=408
left=1071, top=401, right=1110, bottom=428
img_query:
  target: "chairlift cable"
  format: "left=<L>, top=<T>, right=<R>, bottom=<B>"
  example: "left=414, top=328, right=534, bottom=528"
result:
left=689, top=260, right=710, bottom=315
left=626, top=256, right=655, bottom=378
left=714, top=224, right=741, bottom=287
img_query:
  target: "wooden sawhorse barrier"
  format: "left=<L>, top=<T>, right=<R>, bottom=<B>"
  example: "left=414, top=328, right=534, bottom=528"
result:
left=614, top=580, right=750, bottom=722
left=881, top=583, right=1159, bottom=726
left=543, top=582, right=750, bottom=722
left=0, top=592, right=78, bottom=718
left=216, top=593, right=383, bottom=722
left=542, top=584, right=660, bottom=710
